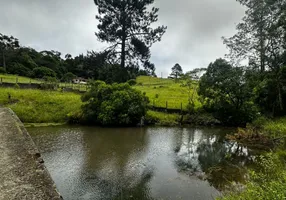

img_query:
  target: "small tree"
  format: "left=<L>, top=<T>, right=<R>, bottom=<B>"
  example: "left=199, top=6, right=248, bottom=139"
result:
left=62, top=72, right=76, bottom=82
left=169, top=63, right=183, bottom=81
left=180, top=70, right=201, bottom=113
left=32, top=66, right=57, bottom=79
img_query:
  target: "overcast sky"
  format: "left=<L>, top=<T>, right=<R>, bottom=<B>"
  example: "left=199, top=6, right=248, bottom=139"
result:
left=0, top=0, right=245, bottom=77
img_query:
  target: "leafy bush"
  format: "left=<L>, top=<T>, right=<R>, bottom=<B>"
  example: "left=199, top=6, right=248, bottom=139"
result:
left=127, top=79, right=137, bottom=86
left=32, top=66, right=57, bottom=78
left=81, top=81, right=149, bottom=126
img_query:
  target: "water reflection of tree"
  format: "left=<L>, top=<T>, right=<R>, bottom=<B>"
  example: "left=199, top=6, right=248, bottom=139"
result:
left=113, top=169, right=155, bottom=200
left=174, top=128, right=256, bottom=190
left=79, top=127, right=154, bottom=199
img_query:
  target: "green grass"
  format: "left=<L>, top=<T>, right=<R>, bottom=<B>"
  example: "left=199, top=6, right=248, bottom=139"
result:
left=220, top=119, right=286, bottom=200
left=0, top=74, right=41, bottom=84
left=134, top=76, right=202, bottom=110
left=145, top=110, right=180, bottom=126
left=0, top=88, right=82, bottom=123
left=219, top=153, right=286, bottom=200
left=263, top=117, right=286, bottom=137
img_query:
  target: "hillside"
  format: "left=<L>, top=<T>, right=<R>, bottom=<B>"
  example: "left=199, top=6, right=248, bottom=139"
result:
left=134, top=76, right=202, bottom=110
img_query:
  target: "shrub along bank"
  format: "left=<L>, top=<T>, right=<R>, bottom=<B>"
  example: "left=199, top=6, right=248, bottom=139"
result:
left=80, top=81, right=149, bottom=126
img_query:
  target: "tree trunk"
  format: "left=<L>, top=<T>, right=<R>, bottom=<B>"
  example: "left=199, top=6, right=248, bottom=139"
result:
left=259, top=12, right=265, bottom=73
left=2, top=50, right=6, bottom=71
left=278, top=83, right=283, bottom=111
left=260, top=39, right=265, bottom=73
left=121, top=38, right=126, bottom=68
left=121, top=23, right=126, bottom=69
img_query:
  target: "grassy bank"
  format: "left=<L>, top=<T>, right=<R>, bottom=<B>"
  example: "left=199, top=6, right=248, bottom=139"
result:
left=220, top=118, right=286, bottom=200
left=146, top=110, right=180, bottom=126
left=219, top=153, right=286, bottom=200
left=134, top=76, right=202, bottom=110
left=0, top=88, right=82, bottom=123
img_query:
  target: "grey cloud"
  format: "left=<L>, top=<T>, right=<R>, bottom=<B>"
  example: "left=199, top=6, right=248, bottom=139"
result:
left=0, top=0, right=245, bottom=76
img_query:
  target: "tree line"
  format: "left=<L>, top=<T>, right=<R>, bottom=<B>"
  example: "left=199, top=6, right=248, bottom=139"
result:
left=0, top=35, right=155, bottom=84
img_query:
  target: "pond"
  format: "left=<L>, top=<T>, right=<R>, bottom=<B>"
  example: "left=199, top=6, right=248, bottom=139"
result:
left=28, top=126, right=257, bottom=200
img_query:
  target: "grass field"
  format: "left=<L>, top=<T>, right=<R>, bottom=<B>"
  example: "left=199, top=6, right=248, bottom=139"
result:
left=0, top=74, right=41, bottom=84
left=0, top=74, right=201, bottom=109
left=0, top=88, right=82, bottom=123
left=0, top=75, right=202, bottom=124
left=134, top=76, right=202, bottom=110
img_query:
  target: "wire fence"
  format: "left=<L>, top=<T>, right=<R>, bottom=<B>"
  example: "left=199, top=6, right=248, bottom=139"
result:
left=0, top=76, right=90, bottom=92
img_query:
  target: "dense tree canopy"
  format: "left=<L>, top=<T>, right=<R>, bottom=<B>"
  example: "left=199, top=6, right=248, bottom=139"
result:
left=199, top=58, right=258, bottom=126
left=94, top=0, right=167, bottom=72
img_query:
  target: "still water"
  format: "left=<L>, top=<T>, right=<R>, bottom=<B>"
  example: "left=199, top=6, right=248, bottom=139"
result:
left=28, top=126, right=254, bottom=200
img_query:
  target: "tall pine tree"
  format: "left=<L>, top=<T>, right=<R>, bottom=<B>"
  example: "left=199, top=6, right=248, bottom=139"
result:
left=94, top=0, right=167, bottom=72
